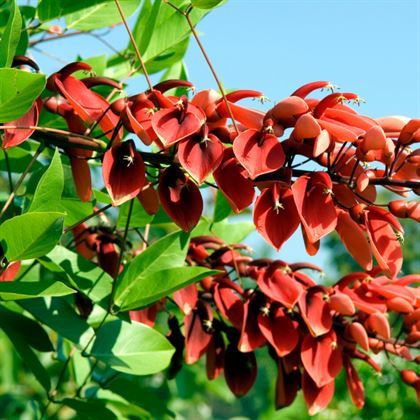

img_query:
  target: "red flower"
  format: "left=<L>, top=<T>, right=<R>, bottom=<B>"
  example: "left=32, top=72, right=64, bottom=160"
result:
left=102, top=140, right=146, bottom=206
left=213, top=149, right=255, bottom=213
left=292, top=172, right=337, bottom=243
left=177, top=126, right=224, bottom=183
left=152, top=96, right=205, bottom=147
left=158, top=165, right=203, bottom=232
left=300, top=329, right=342, bottom=388
left=253, top=183, right=300, bottom=250
left=232, top=126, right=285, bottom=179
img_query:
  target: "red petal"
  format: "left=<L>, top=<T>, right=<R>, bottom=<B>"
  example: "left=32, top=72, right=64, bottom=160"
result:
left=238, top=298, right=266, bottom=352
left=206, top=330, right=225, bottom=380
left=253, top=185, right=300, bottom=250
left=152, top=103, right=205, bottom=147
left=299, top=290, right=333, bottom=337
left=173, top=283, right=198, bottom=315
left=335, top=210, right=372, bottom=270
left=302, top=371, right=335, bottom=416
left=364, top=211, right=402, bottom=278
left=53, top=74, right=121, bottom=141
left=158, top=166, right=203, bottom=232
left=257, top=268, right=304, bottom=308
left=232, top=129, right=285, bottom=179
left=185, top=301, right=213, bottom=364
left=0, top=261, right=21, bottom=282
left=178, top=133, right=224, bottom=183
left=213, top=150, right=255, bottom=213
left=292, top=173, right=337, bottom=243
left=3, top=99, right=41, bottom=149
left=70, top=157, right=92, bottom=202
left=344, top=355, right=365, bottom=409
left=258, top=306, right=299, bottom=357
left=275, top=360, right=299, bottom=409
left=224, top=345, right=257, bottom=397
left=213, top=282, right=244, bottom=329
left=102, top=140, right=146, bottom=206
left=301, top=330, right=342, bottom=388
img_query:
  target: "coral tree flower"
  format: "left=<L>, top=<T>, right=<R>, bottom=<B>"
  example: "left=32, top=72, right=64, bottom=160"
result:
left=102, top=139, right=146, bottom=206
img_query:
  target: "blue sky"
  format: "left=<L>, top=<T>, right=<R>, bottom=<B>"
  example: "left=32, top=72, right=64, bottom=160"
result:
left=29, top=0, right=420, bottom=274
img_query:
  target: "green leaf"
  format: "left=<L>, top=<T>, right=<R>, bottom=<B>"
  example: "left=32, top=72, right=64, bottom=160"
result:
left=0, top=279, right=75, bottom=301
left=0, top=212, right=64, bottom=261
left=91, top=320, right=174, bottom=375
left=65, top=0, right=141, bottom=31
left=117, top=266, right=220, bottom=311
left=62, top=398, right=116, bottom=420
left=20, top=297, right=95, bottom=348
left=0, top=305, right=53, bottom=352
left=117, top=199, right=154, bottom=229
left=0, top=315, right=51, bottom=391
left=38, top=246, right=113, bottom=306
left=28, top=149, right=64, bottom=212
left=0, top=69, right=46, bottom=122
left=0, top=145, right=43, bottom=173
left=113, top=231, right=189, bottom=308
left=0, top=0, right=22, bottom=67
left=212, top=220, right=254, bottom=243
left=191, top=0, right=226, bottom=9
left=58, top=198, right=93, bottom=226
left=137, top=1, right=207, bottom=64
left=192, top=218, right=254, bottom=243
left=213, top=190, right=232, bottom=222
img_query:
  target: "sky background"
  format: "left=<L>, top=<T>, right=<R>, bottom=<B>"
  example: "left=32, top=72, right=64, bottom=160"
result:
left=28, top=0, right=420, bottom=274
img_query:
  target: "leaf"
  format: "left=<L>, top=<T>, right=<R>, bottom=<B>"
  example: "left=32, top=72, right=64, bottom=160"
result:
left=58, top=198, right=93, bottom=226
left=20, top=297, right=95, bottom=348
left=65, top=0, right=141, bottom=31
left=192, top=219, right=254, bottom=243
left=136, top=1, right=207, bottom=64
left=117, top=266, right=220, bottom=311
left=0, top=315, right=51, bottom=391
left=113, top=231, right=189, bottom=307
left=0, top=212, right=64, bottom=261
left=62, top=398, right=116, bottom=420
left=0, top=305, right=53, bottom=352
left=0, top=279, right=75, bottom=300
left=91, top=320, right=175, bottom=375
left=38, top=246, right=113, bottom=306
left=213, top=190, right=232, bottom=222
left=28, top=149, right=64, bottom=212
left=117, top=199, right=154, bottom=229
left=212, top=220, right=254, bottom=243
left=0, top=69, right=46, bottom=122
left=191, top=0, right=226, bottom=9
left=0, top=0, right=22, bottom=67
left=0, top=145, right=43, bottom=173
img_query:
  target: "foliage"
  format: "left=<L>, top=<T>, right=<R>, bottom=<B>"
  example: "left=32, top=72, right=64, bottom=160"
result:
left=0, top=0, right=418, bottom=418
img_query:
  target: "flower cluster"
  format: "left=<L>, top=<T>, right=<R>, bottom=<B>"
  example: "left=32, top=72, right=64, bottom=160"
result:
left=2, top=58, right=419, bottom=414
left=127, top=235, right=420, bottom=415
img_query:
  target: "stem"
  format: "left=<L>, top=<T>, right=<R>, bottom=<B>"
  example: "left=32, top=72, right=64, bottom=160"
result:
left=114, top=0, right=153, bottom=91
left=0, top=144, right=44, bottom=219
left=64, top=204, right=113, bottom=233
left=3, top=149, right=13, bottom=193
left=110, top=199, right=134, bottom=308
left=165, top=1, right=239, bottom=135
left=41, top=346, right=77, bottom=419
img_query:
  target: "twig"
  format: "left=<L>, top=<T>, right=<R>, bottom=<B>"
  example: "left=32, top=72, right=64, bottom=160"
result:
left=64, top=204, right=113, bottom=233
left=164, top=1, right=239, bottom=135
left=0, top=144, right=44, bottom=219
left=114, top=0, right=153, bottom=91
